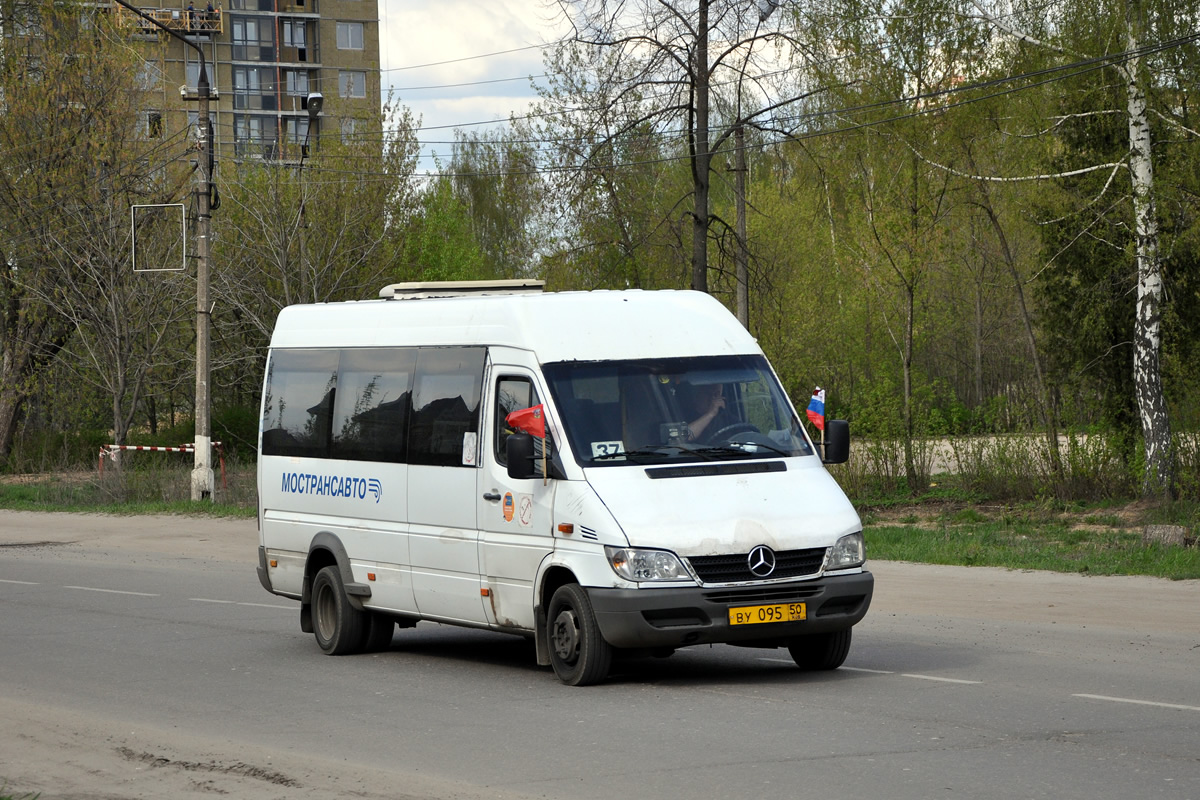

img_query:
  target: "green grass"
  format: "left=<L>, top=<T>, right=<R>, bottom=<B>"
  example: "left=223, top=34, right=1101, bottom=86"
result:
left=865, top=514, right=1200, bottom=580
left=0, top=785, right=39, bottom=800
left=3, top=468, right=1196, bottom=579
left=0, top=464, right=256, bottom=518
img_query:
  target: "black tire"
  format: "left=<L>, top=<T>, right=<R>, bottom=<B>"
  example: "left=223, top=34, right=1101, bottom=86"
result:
left=546, top=583, right=612, bottom=686
left=312, top=565, right=367, bottom=655
left=362, top=613, right=395, bottom=653
left=787, top=628, right=852, bottom=671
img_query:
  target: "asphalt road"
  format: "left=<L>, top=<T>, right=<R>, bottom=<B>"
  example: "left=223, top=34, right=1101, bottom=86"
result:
left=1, top=511, right=1197, bottom=799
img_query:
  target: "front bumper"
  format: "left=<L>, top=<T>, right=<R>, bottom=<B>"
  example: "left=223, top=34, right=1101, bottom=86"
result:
left=587, top=571, right=873, bottom=649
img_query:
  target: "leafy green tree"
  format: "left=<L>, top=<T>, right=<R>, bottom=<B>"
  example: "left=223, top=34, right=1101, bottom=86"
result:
left=0, top=0, right=188, bottom=453
left=400, top=172, right=486, bottom=282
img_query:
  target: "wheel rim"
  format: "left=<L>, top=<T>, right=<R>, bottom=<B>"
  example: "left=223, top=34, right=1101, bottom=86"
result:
left=551, top=607, right=580, bottom=664
left=315, top=581, right=336, bottom=641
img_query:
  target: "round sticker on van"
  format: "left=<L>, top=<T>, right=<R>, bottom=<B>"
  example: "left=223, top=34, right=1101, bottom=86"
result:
left=503, top=492, right=515, bottom=522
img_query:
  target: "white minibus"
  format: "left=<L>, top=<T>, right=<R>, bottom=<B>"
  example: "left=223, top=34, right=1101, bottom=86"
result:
left=256, top=281, right=873, bottom=685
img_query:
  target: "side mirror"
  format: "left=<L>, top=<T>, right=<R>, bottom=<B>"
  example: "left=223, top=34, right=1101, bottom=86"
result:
left=506, top=433, right=536, bottom=480
left=822, top=419, right=850, bottom=464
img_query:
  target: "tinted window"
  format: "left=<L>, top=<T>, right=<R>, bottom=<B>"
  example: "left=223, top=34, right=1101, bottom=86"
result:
left=260, top=349, right=338, bottom=458
left=330, top=348, right=415, bottom=463
left=408, top=348, right=486, bottom=467
left=494, top=376, right=535, bottom=466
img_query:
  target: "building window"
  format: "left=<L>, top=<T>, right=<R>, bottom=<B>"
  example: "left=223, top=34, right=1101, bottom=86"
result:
left=282, top=19, right=306, bottom=47
left=233, top=67, right=276, bottom=110
left=284, top=70, right=311, bottom=98
left=340, top=117, right=357, bottom=143
left=338, top=70, right=366, bottom=99
left=232, top=16, right=274, bottom=60
left=140, top=111, right=164, bottom=139
left=336, top=21, right=363, bottom=49
left=234, top=113, right=277, bottom=158
left=137, top=61, right=164, bottom=90
left=285, top=117, right=310, bottom=145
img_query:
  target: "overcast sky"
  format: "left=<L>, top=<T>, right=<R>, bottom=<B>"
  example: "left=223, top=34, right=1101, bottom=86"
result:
left=379, top=0, right=571, bottom=170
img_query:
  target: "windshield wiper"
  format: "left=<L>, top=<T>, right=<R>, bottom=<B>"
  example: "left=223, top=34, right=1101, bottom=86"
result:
left=690, top=441, right=792, bottom=458
left=591, top=444, right=719, bottom=463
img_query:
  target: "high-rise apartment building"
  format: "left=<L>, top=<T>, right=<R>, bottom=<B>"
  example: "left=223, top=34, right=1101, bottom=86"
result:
left=118, top=0, right=381, bottom=161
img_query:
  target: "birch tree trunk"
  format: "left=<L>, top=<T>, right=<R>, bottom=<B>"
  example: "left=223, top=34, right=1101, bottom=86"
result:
left=1120, top=0, right=1173, bottom=496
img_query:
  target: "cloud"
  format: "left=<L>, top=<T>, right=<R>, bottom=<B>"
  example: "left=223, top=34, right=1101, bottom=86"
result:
left=380, top=0, right=566, bottom=160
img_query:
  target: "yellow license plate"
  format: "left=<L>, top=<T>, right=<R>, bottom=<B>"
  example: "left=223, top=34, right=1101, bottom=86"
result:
left=728, top=602, right=807, bottom=625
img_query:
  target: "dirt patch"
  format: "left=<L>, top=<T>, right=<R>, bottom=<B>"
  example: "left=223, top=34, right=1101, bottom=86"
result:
left=861, top=500, right=1162, bottom=532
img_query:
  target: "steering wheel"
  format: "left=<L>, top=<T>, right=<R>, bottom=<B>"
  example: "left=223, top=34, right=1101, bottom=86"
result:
left=705, top=422, right=758, bottom=443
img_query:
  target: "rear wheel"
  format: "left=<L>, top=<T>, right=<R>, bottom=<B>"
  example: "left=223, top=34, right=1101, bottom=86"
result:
left=787, top=628, right=852, bottom=670
left=312, top=565, right=366, bottom=655
left=546, top=583, right=612, bottom=686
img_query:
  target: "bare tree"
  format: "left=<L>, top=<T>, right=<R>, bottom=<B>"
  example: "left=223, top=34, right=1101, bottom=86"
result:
left=212, top=101, right=420, bottom=350
left=549, top=0, right=823, bottom=293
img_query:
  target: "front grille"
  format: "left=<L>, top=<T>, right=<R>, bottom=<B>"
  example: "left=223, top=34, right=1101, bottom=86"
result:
left=687, top=547, right=826, bottom=584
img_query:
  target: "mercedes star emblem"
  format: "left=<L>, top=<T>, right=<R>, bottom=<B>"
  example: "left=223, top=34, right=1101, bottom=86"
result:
left=747, top=544, right=776, bottom=577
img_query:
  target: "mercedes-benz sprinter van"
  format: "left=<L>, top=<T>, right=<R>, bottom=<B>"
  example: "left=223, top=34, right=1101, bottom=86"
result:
left=256, top=281, right=872, bottom=685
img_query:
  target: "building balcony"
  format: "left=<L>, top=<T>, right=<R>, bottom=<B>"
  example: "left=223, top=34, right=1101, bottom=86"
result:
left=114, top=3, right=225, bottom=36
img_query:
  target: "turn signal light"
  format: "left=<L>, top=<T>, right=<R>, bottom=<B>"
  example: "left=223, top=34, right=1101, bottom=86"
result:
left=558, top=523, right=574, bottom=534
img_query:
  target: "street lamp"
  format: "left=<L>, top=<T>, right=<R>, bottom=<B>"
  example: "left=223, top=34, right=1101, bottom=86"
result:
left=297, top=92, right=322, bottom=302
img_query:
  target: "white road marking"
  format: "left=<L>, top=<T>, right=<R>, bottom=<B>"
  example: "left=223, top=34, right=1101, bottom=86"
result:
left=1073, top=694, right=1200, bottom=712
left=901, top=674, right=983, bottom=685
left=0, top=579, right=39, bottom=585
left=64, top=585, right=158, bottom=597
left=841, top=666, right=895, bottom=674
left=191, top=598, right=292, bottom=609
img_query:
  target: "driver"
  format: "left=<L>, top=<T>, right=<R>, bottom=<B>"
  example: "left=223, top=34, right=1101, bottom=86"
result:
left=685, top=383, right=727, bottom=441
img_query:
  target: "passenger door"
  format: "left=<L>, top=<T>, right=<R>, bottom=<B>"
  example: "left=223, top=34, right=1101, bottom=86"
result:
left=477, top=369, right=556, bottom=631
left=407, top=347, right=489, bottom=624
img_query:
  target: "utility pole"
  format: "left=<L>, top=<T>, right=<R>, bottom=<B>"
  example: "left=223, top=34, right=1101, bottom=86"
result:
left=191, top=63, right=214, bottom=501
left=734, top=124, right=748, bottom=328
left=111, top=0, right=215, bottom=500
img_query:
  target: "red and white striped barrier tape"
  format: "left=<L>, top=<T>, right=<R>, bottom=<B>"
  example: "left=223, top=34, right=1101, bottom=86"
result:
left=98, top=442, right=227, bottom=490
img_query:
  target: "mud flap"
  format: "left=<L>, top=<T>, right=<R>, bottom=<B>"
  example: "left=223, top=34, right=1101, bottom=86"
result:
left=534, top=604, right=550, bottom=666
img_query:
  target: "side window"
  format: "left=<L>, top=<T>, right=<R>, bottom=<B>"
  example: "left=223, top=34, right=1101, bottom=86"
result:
left=494, top=376, right=536, bottom=467
left=260, top=349, right=338, bottom=458
left=408, top=348, right=486, bottom=467
left=330, top=348, right=415, bottom=463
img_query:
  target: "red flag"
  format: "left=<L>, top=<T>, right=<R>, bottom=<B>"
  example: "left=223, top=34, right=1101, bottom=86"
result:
left=506, top=404, right=545, bottom=438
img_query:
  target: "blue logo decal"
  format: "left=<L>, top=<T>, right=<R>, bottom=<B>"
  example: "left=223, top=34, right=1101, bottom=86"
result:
left=280, top=472, right=381, bottom=504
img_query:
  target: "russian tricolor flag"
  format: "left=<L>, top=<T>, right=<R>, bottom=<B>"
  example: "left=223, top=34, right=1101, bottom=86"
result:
left=806, top=387, right=825, bottom=431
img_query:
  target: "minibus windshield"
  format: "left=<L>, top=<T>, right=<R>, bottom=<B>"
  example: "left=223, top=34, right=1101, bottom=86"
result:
left=542, top=355, right=816, bottom=466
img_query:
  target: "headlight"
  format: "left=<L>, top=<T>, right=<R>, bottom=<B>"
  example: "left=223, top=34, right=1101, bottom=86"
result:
left=605, top=546, right=690, bottom=582
left=826, top=532, right=865, bottom=570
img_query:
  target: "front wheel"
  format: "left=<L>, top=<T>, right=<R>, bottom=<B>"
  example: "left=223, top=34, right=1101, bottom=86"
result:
left=312, top=565, right=367, bottom=655
left=787, top=628, right=852, bottom=670
left=546, top=584, right=612, bottom=686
